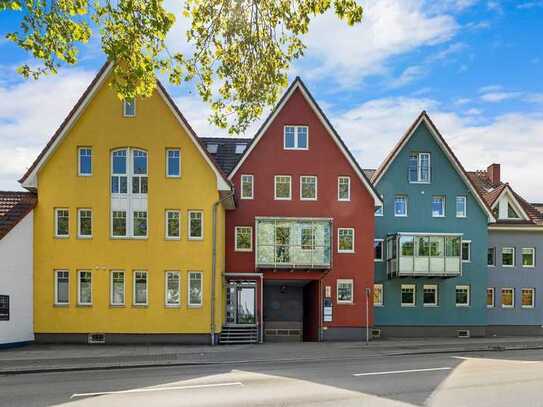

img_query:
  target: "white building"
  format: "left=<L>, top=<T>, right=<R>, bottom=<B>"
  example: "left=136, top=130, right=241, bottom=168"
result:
left=0, top=191, right=36, bottom=347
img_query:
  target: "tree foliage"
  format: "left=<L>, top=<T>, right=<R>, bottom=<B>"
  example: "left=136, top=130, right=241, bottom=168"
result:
left=1, top=0, right=363, bottom=133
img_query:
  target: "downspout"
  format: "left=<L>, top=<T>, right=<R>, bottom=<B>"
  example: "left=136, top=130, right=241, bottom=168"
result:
left=211, top=191, right=235, bottom=346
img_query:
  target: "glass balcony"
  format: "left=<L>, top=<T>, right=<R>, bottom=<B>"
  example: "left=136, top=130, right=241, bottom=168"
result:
left=386, top=233, right=462, bottom=278
left=256, top=218, right=331, bottom=269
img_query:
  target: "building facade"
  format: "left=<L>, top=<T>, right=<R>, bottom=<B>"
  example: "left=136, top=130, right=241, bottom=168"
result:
left=20, top=63, right=234, bottom=344
left=371, top=112, right=495, bottom=337
left=204, top=78, right=381, bottom=342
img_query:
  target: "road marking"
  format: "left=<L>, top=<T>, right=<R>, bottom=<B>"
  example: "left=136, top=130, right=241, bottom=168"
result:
left=353, top=367, right=452, bottom=377
left=71, top=381, right=243, bottom=398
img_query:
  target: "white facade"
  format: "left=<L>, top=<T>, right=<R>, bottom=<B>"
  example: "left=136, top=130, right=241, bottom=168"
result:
left=0, top=211, right=34, bottom=345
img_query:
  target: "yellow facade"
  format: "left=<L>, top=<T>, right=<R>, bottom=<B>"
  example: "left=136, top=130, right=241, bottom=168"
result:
left=32, top=68, right=227, bottom=339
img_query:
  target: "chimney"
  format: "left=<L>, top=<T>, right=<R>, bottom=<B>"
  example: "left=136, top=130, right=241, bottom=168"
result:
left=487, top=163, right=501, bottom=185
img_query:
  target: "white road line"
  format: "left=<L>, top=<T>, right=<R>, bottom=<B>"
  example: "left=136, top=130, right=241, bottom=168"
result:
left=353, top=367, right=452, bottom=377
left=70, top=381, right=243, bottom=398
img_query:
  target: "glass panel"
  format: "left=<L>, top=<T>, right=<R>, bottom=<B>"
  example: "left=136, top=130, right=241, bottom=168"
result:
left=112, top=211, right=127, bottom=236
left=241, top=175, right=253, bottom=198
left=521, top=289, right=534, bottom=307
left=167, top=150, right=180, bottom=176
left=488, top=248, right=495, bottom=265
left=419, top=153, right=430, bottom=182
left=189, top=273, right=202, bottom=305
left=275, top=176, right=291, bottom=198
left=57, top=272, right=69, bottom=303
left=167, top=273, right=180, bottom=305
left=337, top=282, right=353, bottom=302
left=133, top=211, right=147, bottom=237
left=237, top=287, right=255, bottom=324
left=394, top=196, right=407, bottom=216
left=456, top=287, right=469, bottom=305
left=112, top=150, right=127, bottom=174
left=284, top=127, right=295, bottom=148
left=508, top=203, right=520, bottom=219
left=275, top=225, right=291, bottom=264
left=432, top=197, right=445, bottom=217
left=456, top=196, right=466, bottom=216
left=502, top=248, right=514, bottom=266
left=112, top=272, right=124, bottom=304
left=408, top=154, right=418, bottom=182
left=374, top=240, right=383, bottom=260
left=338, top=177, right=349, bottom=200
left=522, top=248, right=535, bottom=266
left=297, top=127, right=308, bottom=148
left=301, top=176, right=316, bottom=199
left=423, top=286, right=437, bottom=305
left=133, top=151, right=147, bottom=174
left=190, top=212, right=202, bottom=238
left=501, top=289, right=513, bottom=306
left=135, top=272, right=147, bottom=304
left=79, top=148, right=92, bottom=174
left=79, top=272, right=92, bottom=304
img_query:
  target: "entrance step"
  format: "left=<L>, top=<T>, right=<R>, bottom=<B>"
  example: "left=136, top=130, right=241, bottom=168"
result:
left=220, top=326, right=259, bottom=345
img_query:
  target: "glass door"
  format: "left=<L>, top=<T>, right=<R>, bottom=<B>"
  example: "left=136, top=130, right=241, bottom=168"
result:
left=226, top=281, right=256, bottom=325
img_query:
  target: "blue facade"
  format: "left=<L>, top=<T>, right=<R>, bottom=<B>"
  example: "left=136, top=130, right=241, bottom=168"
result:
left=373, top=116, right=490, bottom=335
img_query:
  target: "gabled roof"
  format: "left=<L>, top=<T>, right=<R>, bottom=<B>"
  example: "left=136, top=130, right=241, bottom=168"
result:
left=200, top=137, right=251, bottom=174
left=19, top=62, right=231, bottom=193
left=0, top=191, right=36, bottom=240
left=372, top=111, right=495, bottom=222
left=227, top=77, right=382, bottom=205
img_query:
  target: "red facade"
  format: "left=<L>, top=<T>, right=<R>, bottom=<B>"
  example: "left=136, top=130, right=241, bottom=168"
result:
left=225, top=82, right=376, bottom=341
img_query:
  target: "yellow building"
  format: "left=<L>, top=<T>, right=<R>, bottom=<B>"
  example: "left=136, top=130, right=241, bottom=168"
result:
left=20, top=63, right=234, bottom=344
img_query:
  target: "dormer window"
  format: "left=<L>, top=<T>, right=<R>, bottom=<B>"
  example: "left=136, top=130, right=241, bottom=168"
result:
left=207, top=143, right=218, bottom=154
left=284, top=126, right=308, bottom=150
left=408, top=152, right=431, bottom=183
left=235, top=143, right=247, bottom=154
left=507, top=203, right=520, bottom=219
left=123, top=98, right=136, bottom=117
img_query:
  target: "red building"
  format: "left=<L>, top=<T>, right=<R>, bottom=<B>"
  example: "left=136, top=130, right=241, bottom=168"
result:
left=202, top=78, right=380, bottom=343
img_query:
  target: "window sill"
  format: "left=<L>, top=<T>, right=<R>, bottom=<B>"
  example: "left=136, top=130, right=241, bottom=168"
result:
left=188, top=237, right=204, bottom=241
left=110, top=304, right=125, bottom=308
left=501, top=306, right=514, bottom=309
left=77, top=236, right=93, bottom=240
left=401, top=304, right=416, bottom=307
left=374, top=304, right=384, bottom=307
left=165, top=304, right=181, bottom=308
left=165, top=237, right=181, bottom=241
left=188, top=304, right=203, bottom=308
left=133, top=304, right=148, bottom=308
left=166, top=175, right=181, bottom=179
left=423, top=304, right=439, bottom=307
left=337, top=301, right=353, bottom=305
left=338, top=250, right=355, bottom=254
left=521, top=306, right=535, bottom=309
left=374, top=259, right=383, bottom=262
left=487, top=305, right=495, bottom=309
left=394, top=215, right=408, bottom=218
left=54, top=235, right=70, bottom=239
left=235, top=249, right=253, bottom=253
left=240, top=197, right=254, bottom=200
left=53, top=303, right=69, bottom=307
left=78, top=173, right=92, bottom=177
left=274, top=198, right=292, bottom=201
left=455, top=304, right=470, bottom=308
left=300, top=198, right=318, bottom=201
left=77, top=304, right=93, bottom=307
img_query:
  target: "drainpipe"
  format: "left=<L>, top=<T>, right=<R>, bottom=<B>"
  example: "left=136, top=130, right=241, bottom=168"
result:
left=211, top=191, right=235, bottom=346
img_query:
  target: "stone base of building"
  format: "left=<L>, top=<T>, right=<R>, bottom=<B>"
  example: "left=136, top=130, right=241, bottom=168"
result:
left=321, top=327, right=370, bottom=341
left=486, top=325, right=543, bottom=336
left=374, top=326, right=486, bottom=338
left=35, top=333, right=215, bottom=345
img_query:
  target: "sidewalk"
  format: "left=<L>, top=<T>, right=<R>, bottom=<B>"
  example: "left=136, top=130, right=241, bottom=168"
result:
left=2, top=336, right=543, bottom=375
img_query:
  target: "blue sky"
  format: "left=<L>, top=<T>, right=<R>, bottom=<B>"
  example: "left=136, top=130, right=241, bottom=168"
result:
left=1, top=0, right=542, bottom=200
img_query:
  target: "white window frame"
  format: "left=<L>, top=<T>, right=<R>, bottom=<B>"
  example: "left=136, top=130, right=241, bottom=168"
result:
left=188, top=210, right=204, bottom=240
left=240, top=174, right=254, bottom=200
left=455, top=285, right=470, bottom=307
left=234, top=226, right=253, bottom=252
left=487, top=287, right=495, bottom=308
left=401, top=284, right=416, bottom=307
left=77, top=208, right=92, bottom=239
left=110, top=271, right=125, bottom=306
left=300, top=175, right=318, bottom=201
left=132, top=210, right=148, bottom=239
left=394, top=195, right=408, bottom=217
left=373, top=284, right=383, bottom=306
left=133, top=271, right=148, bottom=306
left=336, top=279, right=354, bottom=304
left=54, top=270, right=69, bottom=305
left=374, top=239, right=384, bottom=262
left=423, top=284, right=438, bottom=307
left=432, top=195, right=446, bottom=218
left=188, top=271, right=203, bottom=307
left=111, top=210, right=128, bottom=238
left=522, top=248, right=536, bottom=268
left=456, top=196, right=467, bottom=218
left=283, top=125, right=309, bottom=150
left=165, top=210, right=181, bottom=240
left=77, top=270, right=92, bottom=306
left=502, top=247, right=515, bottom=267
left=501, top=288, right=515, bottom=308
left=78, top=147, right=92, bottom=176
left=521, top=288, right=535, bottom=309
left=165, top=148, right=181, bottom=178
left=274, top=175, right=292, bottom=200
left=55, top=208, right=69, bottom=238
left=462, top=240, right=471, bottom=263
left=375, top=202, right=383, bottom=216
left=409, top=152, right=431, bottom=184
left=123, top=98, right=136, bottom=117
left=337, top=228, right=355, bottom=253
left=165, top=271, right=181, bottom=307
left=337, top=176, right=351, bottom=201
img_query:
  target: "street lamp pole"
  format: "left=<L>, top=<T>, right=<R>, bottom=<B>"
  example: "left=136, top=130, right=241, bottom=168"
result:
left=365, top=287, right=371, bottom=345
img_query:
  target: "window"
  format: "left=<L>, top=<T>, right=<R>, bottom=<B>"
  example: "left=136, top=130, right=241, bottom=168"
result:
left=134, top=271, right=148, bottom=305
left=77, top=209, right=92, bottom=238
left=338, top=176, right=351, bottom=201
left=165, top=271, right=181, bottom=306
left=240, top=175, right=254, bottom=199
left=300, top=176, right=317, bottom=200
left=132, top=150, right=148, bottom=194
left=522, top=248, right=535, bottom=268
left=338, top=228, right=355, bottom=253
left=502, top=247, right=515, bottom=267
left=374, top=239, right=384, bottom=262
left=394, top=195, right=408, bottom=217
left=455, top=285, right=470, bottom=307
left=166, top=149, right=180, bottom=177
left=373, top=284, right=383, bottom=306
left=488, top=247, right=496, bottom=267
left=207, top=143, right=218, bottom=154
left=110, top=271, right=125, bottom=306
left=165, top=210, right=180, bottom=239
left=284, top=126, right=308, bottom=150
left=487, top=288, right=495, bottom=308
left=111, top=149, right=128, bottom=194
left=521, top=288, right=535, bottom=308
left=408, top=152, right=431, bottom=183
left=301, top=226, right=314, bottom=250
left=235, top=143, right=247, bottom=154
left=462, top=241, right=471, bottom=262
left=423, top=284, right=438, bottom=306
left=55, top=270, right=69, bottom=305
left=123, top=98, right=136, bottom=117
left=133, top=211, right=148, bottom=238
left=78, top=271, right=92, bottom=305
left=432, top=196, right=446, bottom=217
left=0, top=295, right=8, bottom=321
left=274, top=175, right=292, bottom=200
left=501, top=288, right=514, bottom=308
left=235, top=226, right=253, bottom=252
left=78, top=147, right=92, bottom=176
left=55, top=208, right=69, bottom=237
left=401, top=284, right=416, bottom=306
left=456, top=196, right=467, bottom=218
left=188, top=271, right=203, bottom=306
left=188, top=211, right=203, bottom=240
left=112, top=210, right=127, bottom=237
left=375, top=203, right=383, bottom=216
left=507, top=203, right=520, bottom=219
left=337, top=279, right=353, bottom=304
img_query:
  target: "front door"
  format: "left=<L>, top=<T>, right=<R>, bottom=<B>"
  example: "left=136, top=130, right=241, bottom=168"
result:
left=226, top=281, right=256, bottom=325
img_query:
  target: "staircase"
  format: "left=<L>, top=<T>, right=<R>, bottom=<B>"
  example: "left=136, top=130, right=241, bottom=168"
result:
left=219, top=325, right=259, bottom=344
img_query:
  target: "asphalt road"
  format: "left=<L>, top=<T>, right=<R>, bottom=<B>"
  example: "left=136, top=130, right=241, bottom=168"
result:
left=2, top=349, right=543, bottom=406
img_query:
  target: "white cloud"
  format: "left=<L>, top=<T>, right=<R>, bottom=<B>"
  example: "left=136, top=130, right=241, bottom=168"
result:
left=426, top=42, right=467, bottom=63
left=388, top=65, right=427, bottom=88
left=517, top=1, right=543, bottom=9
left=480, top=91, right=522, bottom=102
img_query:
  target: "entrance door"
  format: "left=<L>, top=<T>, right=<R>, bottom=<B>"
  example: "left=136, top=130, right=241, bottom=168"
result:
left=226, top=281, right=256, bottom=325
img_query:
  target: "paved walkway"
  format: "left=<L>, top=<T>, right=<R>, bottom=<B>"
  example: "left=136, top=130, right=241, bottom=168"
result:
left=1, top=337, right=543, bottom=374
